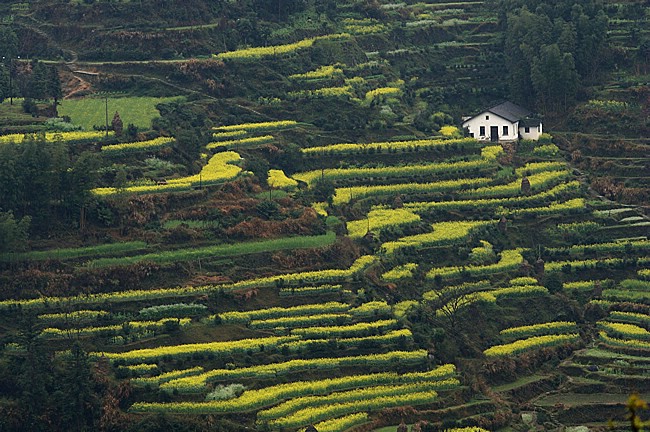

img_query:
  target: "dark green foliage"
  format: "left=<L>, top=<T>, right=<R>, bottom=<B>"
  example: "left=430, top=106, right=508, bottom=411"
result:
left=246, top=155, right=270, bottom=187
left=256, top=199, right=281, bottom=220
left=0, top=64, right=8, bottom=103
left=252, top=0, right=307, bottom=21
left=0, top=320, right=102, bottom=432
left=310, top=177, right=336, bottom=205
left=13, top=60, right=63, bottom=103
left=414, top=110, right=454, bottom=133
left=28, top=60, right=50, bottom=100
left=498, top=0, right=609, bottom=113
left=0, top=136, right=102, bottom=234
left=530, top=44, right=579, bottom=112
left=153, top=101, right=209, bottom=162
left=123, top=413, right=242, bottom=432
left=22, top=98, right=38, bottom=116
left=544, top=271, right=564, bottom=294
left=0, top=27, right=18, bottom=61
left=271, top=143, right=303, bottom=175
left=0, top=211, right=30, bottom=253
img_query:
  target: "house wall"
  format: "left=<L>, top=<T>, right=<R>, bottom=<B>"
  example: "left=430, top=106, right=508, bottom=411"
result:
left=462, top=111, right=518, bottom=141
left=519, top=123, right=542, bottom=140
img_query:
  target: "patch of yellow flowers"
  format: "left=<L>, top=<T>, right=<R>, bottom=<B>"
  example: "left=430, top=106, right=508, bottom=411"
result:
left=302, top=137, right=480, bottom=157
left=206, top=135, right=273, bottom=150
left=314, top=412, right=369, bottom=432
left=500, top=321, right=578, bottom=340
left=381, top=220, right=493, bottom=255
left=598, top=321, right=650, bottom=340
left=216, top=34, right=349, bottom=60
left=0, top=130, right=112, bottom=144
left=333, top=176, right=493, bottom=205
left=427, top=249, right=524, bottom=280
left=161, top=350, right=426, bottom=393
left=212, top=120, right=298, bottom=132
left=484, top=333, right=580, bottom=357
left=294, top=158, right=494, bottom=187
left=101, top=136, right=175, bottom=155
left=268, top=169, right=298, bottom=189
left=347, top=208, right=421, bottom=239
left=131, top=364, right=456, bottom=414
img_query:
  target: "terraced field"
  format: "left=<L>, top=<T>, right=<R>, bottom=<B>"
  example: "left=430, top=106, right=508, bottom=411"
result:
left=0, top=0, right=648, bottom=431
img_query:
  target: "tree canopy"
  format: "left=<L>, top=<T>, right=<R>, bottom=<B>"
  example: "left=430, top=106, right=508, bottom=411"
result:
left=496, top=0, right=609, bottom=113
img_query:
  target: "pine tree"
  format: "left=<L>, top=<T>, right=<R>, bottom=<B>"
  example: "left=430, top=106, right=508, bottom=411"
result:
left=48, top=66, right=62, bottom=105
left=28, top=60, right=49, bottom=100
left=0, top=64, right=9, bottom=103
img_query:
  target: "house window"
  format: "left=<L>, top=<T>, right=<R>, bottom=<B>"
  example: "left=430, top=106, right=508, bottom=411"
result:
left=525, top=126, right=530, bottom=133
left=503, top=126, right=508, bottom=136
left=479, top=126, right=485, bottom=136
left=485, top=115, right=490, bottom=120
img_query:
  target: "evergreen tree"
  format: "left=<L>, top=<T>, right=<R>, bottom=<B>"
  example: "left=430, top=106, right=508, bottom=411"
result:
left=531, top=44, right=578, bottom=112
left=0, top=27, right=19, bottom=61
left=28, top=60, right=49, bottom=100
left=48, top=66, right=63, bottom=105
left=0, top=64, right=9, bottom=103
left=0, top=211, right=31, bottom=253
left=496, top=0, right=608, bottom=113
left=65, top=151, right=102, bottom=229
left=57, top=343, right=99, bottom=431
left=0, top=143, right=19, bottom=212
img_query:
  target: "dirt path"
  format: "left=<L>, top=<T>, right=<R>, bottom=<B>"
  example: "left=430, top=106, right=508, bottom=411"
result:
left=64, top=73, right=92, bottom=99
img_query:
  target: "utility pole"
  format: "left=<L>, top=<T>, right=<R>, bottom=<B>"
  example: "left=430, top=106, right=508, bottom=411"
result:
left=8, top=59, right=12, bottom=105
left=105, top=96, right=109, bottom=139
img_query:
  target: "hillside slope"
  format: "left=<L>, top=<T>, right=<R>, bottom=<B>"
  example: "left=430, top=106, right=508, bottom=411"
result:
left=0, top=1, right=648, bottom=431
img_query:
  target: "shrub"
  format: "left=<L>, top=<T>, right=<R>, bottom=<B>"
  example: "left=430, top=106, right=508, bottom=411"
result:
left=538, top=133, right=553, bottom=144
left=205, top=384, right=246, bottom=401
left=533, top=144, right=560, bottom=157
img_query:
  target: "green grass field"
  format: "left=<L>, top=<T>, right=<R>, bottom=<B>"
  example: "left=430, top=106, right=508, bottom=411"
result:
left=59, top=96, right=184, bottom=131
left=0, top=241, right=149, bottom=262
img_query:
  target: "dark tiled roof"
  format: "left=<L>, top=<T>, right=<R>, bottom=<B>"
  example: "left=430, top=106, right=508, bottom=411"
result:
left=519, top=117, right=542, bottom=127
left=487, top=101, right=531, bottom=122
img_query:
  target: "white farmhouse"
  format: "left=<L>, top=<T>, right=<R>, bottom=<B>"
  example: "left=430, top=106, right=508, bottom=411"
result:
left=462, top=101, right=542, bottom=142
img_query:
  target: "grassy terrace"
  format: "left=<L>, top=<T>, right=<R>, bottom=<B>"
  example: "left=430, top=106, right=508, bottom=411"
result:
left=59, top=96, right=183, bottom=130
left=0, top=241, right=148, bottom=262
left=85, top=232, right=336, bottom=268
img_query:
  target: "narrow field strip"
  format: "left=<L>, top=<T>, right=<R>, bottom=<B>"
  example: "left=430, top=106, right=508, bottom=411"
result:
left=85, top=232, right=336, bottom=268
left=129, top=364, right=456, bottom=414
left=158, top=350, right=427, bottom=393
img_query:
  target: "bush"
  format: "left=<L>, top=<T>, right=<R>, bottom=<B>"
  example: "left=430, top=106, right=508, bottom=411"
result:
left=544, top=272, right=563, bottom=294
left=205, top=384, right=246, bottom=401
left=519, top=139, right=537, bottom=153
left=538, top=133, right=553, bottom=144
left=533, top=144, right=559, bottom=157
left=22, top=98, right=38, bottom=116
left=256, top=200, right=281, bottom=220
left=139, top=303, right=208, bottom=320
left=44, top=117, right=82, bottom=132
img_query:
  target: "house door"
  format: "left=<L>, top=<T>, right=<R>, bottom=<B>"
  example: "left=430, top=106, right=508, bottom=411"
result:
left=490, top=126, right=499, bottom=142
